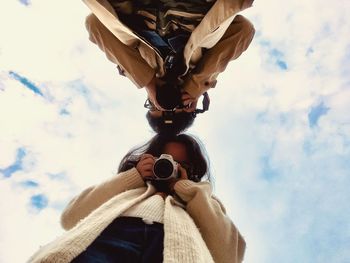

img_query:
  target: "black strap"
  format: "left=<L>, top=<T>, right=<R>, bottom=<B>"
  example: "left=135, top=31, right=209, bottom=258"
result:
left=194, top=92, right=210, bottom=114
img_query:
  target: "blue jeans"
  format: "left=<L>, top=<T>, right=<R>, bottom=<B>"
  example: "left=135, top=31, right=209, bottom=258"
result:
left=71, top=217, right=164, bottom=263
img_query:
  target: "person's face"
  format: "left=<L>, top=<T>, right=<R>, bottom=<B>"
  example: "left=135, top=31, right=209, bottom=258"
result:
left=163, top=142, right=189, bottom=164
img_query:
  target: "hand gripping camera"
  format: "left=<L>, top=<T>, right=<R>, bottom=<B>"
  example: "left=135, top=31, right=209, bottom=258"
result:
left=153, top=154, right=179, bottom=180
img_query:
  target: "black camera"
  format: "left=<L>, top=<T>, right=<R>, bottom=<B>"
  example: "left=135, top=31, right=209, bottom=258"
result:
left=156, top=82, right=182, bottom=111
left=155, top=49, right=186, bottom=111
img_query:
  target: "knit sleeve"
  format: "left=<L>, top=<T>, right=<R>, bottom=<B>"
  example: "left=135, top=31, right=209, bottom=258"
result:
left=61, top=168, right=145, bottom=230
left=174, top=179, right=246, bottom=263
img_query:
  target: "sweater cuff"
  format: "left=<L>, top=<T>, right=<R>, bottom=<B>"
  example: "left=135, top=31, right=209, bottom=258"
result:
left=174, top=180, right=212, bottom=203
left=174, top=179, right=197, bottom=192
left=120, top=168, right=146, bottom=190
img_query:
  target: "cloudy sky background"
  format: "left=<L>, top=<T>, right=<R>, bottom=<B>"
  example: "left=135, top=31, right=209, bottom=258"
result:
left=1, top=0, right=350, bottom=262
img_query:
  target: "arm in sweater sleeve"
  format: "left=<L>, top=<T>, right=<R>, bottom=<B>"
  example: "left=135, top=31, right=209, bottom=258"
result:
left=174, top=180, right=246, bottom=263
left=61, top=168, right=145, bottom=230
left=183, top=15, right=255, bottom=99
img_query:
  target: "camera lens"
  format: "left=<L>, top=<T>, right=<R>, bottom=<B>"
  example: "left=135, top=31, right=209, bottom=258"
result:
left=156, top=83, right=182, bottom=110
left=154, top=159, right=174, bottom=179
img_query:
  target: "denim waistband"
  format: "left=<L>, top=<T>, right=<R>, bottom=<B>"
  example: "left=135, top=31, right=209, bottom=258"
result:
left=113, top=216, right=164, bottom=227
left=72, top=216, right=164, bottom=262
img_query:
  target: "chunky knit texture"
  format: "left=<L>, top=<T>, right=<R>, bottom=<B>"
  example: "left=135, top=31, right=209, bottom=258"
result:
left=28, top=168, right=245, bottom=263
left=121, top=194, right=165, bottom=223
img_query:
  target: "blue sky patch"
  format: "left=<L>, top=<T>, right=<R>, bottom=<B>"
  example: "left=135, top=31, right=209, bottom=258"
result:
left=19, top=0, right=30, bottom=6
left=9, top=71, right=44, bottom=97
left=276, top=60, right=288, bottom=70
left=259, top=40, right=289, bottom=71
left=260, top=155, right=279, bottom=181
left=47, top=172, right=66, bottom=180
left=269, top=48, right=288, bottom=70
left=0, top=148, right=26, bottom=178
left=69, top=79, right=90, bottom=96
left=308, top=102, right=330, bottom=128
left=68, top=79, right=101, bottom=111
left=59, top=108, right=70, bottom=116
left=30, top=194, right=48, bottom=210
left=20, top=180, right=39, bottom=188
left=270, top=48, right=283, bottom=57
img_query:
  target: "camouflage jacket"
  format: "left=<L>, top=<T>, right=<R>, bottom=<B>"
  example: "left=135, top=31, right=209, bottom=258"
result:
left=110, top=0, right=216, bottom=37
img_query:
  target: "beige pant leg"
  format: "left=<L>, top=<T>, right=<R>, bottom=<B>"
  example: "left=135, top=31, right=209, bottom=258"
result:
left=183, top=15, right=255, bottom=98
left=85, top=14, right=155, bottom=88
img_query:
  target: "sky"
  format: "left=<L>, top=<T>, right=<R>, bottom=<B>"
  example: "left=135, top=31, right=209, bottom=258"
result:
left=0, top=0, right=350, bottom=262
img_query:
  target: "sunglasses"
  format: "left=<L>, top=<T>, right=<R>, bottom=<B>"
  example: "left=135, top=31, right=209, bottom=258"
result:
left=144, top=99, right=188, bottom=112
left=144, top=92, right=210, bottom=115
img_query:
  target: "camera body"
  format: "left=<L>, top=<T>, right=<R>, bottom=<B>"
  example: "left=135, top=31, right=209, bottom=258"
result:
left=156, top=49, right=186, bottom=111
left=153, top=154, right=179, bottom=180
left=156, top=82, right=182, bottom=111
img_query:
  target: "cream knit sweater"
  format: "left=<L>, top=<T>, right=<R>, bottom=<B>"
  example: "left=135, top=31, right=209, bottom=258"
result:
left=28, top=168, right=246, bottom=263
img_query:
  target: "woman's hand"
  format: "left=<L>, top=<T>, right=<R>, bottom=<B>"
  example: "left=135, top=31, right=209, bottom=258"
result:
left=168, top=164, right=189, bottom=192
left=177, top=164, right=189, bottom=180
left=144, top=76, right=164, bottom=111
left=181, top=92, right=198, bottom=113
left=136, top=154, right=155, bottom=181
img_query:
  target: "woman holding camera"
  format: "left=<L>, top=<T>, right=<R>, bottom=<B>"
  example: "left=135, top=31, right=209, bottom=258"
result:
left=29, top=134, right=246, bottom=263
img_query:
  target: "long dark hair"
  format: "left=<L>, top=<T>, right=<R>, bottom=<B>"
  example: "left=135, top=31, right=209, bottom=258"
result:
left=118, top=133, right=211, bottom=182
